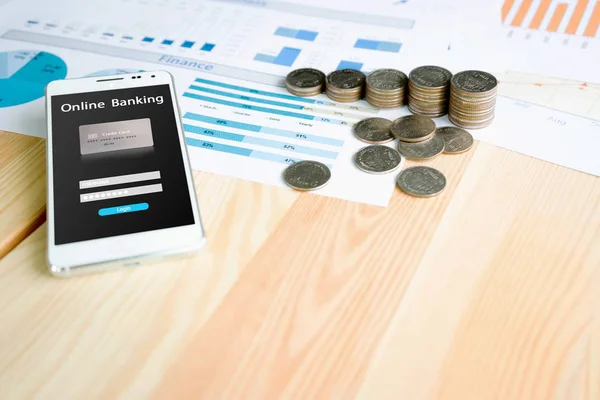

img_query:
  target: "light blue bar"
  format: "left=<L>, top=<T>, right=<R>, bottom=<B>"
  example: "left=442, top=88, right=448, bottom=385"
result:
left=273, top=47, right=301, bottom=66
left=183, top=113, right=260, bottom=132
left=182, top=113, right=344, bottom=147
left=337, top=60, right=363, bottom=70
left=194, top=78, right=316, bottom=104
left=182, top=92, right=315, bottom=120
left=354, top=39, right=379, bottom=50
left=249, top=151, right=301, bottom=165
left=98, top=202, right=149, bottom=216
left=376, top=41, right=402, bottom=52
left=188, top=85, right=304, bottom=110
left=27, top=21, right=39, bottom=24
left=103, top=33, right=114, bottom=37
left=183, top=124, right=244, bottom=142
left=122, top=35, right=133, bottom=40
left=274, top=27, right=298, bottom=38
left=296, top=30, right=318, bottom=41
left=244, top=136, right=337, bottom=158
left=185, top=137, right=252, bottom=156
left=254, top=53, right=275, bottom=63
left=183, top=123, right=336, bottom=158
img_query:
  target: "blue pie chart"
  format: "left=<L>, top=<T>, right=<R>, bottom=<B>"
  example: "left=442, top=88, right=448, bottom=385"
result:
left=0, top=50, right=68, bottom=108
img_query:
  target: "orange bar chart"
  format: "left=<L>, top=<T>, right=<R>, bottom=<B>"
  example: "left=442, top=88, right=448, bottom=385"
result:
left=583, top=1, right=600, bottom=37
left=511, top=0, right=534, bottom=27
left=547, top=3, right=568, bottom=32
left=502, top=0, right=516, bottom=22
left=565, top=0, right=588, bottom=34
left=529, top=0, right=552, bottom=29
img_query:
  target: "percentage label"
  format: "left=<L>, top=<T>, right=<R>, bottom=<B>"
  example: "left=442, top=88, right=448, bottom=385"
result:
left=204, top=130, right=215, bottom=135
left=202, top=142, right=214, bottom=148
left=296, top=134, right=307, bottom=139
left=283, top=145, right=295, bottom=150
left=216, top=120, right=227, bottom=125
left=285, top=158, right=296, bottom=164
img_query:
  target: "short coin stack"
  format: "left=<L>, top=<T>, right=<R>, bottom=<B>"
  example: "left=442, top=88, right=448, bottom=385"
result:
left=285, top=68, right=326, bottom=97
left=449, top=70, right=498, bottom=129
left=365, top=69, right=408, bottom=108
left=391, top=115, right=444, bottom=161
left=325, top=69, right=366, bottom=103
left=408, top=66, right=452, bottom=117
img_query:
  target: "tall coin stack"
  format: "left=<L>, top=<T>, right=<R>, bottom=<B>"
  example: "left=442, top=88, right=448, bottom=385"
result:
left=285, top=68, right=326, bottom=97
left=407, top=66, right=452, bottom=118
left=449, top=70, right=498, bottom=129
left=325, top=69, right=365, bottom=103
left=365, top=69, right=408, bottom=108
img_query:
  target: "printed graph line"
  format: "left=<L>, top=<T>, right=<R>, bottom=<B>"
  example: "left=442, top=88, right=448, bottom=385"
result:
left=193, top=78, right=377, bottom=113
left=182, top=113, right=344, bottom=147
left=188, top=84, right=365, bottom=120
left=182, top=92, right=348, bottom=125
left=185, top=137, right=332, bottom=168
left=183, top=123, right=338, bottom=159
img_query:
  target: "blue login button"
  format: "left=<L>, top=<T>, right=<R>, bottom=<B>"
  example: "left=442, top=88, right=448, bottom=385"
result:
left=98, top=202, right=149, bottom=216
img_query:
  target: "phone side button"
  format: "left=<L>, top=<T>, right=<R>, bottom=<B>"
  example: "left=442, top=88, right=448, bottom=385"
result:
left=98, top=202, right=149, bottom=216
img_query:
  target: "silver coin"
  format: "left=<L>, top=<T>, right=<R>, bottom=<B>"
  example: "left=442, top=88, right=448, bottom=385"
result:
left=436, top=126, right=474, bottom=154
left=283, top=160, right=331, bottom=191
left=397, top=135, right=445, bottom=160
left=409, top=66, right=452, bottom=88
left=353, top=118, right=394, bottom=144
left=451, top=70, right=497, bottom=93
left=366, top=69, right=408, bottom=91
left=354, top=145, right=402, bottom=174
left=326, top=69, right=366, bottom=90
left=390, top=115, right=436, bottom=142
left=286, top=68, right=326, bottom=89
left=396, top=166, right=446, bottom=198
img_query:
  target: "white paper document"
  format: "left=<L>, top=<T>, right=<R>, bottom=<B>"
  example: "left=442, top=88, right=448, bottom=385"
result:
left=0, top=0, right=598, bottom=208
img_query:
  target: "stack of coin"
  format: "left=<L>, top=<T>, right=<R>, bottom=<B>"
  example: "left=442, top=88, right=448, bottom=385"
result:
left=365, top=69, right=408, bottom=108
left=408, top=65, right=452, bottom=117
left=391, top=115, right=445, bottom=160
left=325, top=69, right=365, bottom=102
left=449, top=70, right=498, bottom=129
left=285, top=68, right=326, bottom=97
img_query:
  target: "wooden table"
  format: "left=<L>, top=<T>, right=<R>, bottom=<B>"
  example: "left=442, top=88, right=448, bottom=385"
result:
left=0, top=128, right=599, bottom=399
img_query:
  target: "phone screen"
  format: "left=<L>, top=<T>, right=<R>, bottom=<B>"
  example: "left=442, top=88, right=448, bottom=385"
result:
left=50, top=84, right=195, bottom=245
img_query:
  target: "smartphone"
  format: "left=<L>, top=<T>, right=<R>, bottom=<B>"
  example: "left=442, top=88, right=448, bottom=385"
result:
left=45, top=71, right=205, bottom=277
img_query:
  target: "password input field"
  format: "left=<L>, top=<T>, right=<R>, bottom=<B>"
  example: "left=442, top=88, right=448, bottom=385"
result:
left=80, top=184, right=163, bottom=203
left=79, top=171, right=161, bottom=190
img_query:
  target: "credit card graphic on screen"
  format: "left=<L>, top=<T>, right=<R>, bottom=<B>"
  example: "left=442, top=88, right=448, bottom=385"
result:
left=79, top=118, right=154, bottom=155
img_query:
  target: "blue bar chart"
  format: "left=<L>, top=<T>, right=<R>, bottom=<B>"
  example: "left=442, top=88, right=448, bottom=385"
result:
left=354, top=39, right=402, bottom=52
left=274, top=27, right=318, bottom=41
left=181, top=40, right=194, bottom=48
left=183, top=123, right=337, bottom=158
left=182, top=113, right=343, bottom=147
left=254, top=47, right=301, bottom=67
left=337, top=60, right=363, bottom=70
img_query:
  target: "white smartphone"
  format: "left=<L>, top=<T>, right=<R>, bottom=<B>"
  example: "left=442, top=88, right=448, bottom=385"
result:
left=45, top=70, right=205, bottom=277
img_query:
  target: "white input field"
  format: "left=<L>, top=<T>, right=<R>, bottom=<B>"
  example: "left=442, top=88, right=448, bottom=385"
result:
left=80, top=184, right=163, bottom=203
left=79, top=171, right=161, bottom=190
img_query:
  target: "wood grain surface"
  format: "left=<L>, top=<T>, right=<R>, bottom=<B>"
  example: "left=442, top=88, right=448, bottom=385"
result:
left=0, top=130, right=599, bottom=399
left=0, top=132, right=46, bottom=259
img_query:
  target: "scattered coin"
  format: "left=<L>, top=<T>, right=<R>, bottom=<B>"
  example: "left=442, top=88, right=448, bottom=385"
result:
left=353, top=117, right=394, bottom=144
left=449, top=70, right=498, bottom=129
left=436, top=126, right=474, bottom=154
left=397, top=135, right=445, bottom=160
left=354, top=145, right=403, bottom=174
left=283, top=160, right=331, bottom=191
left=396, top=166, right=446, bottom=198
left=390, top=115, right=436, bottom=143
left=365, top=68, right=408, bottom=108
left=408, top=65, right=452, bottom=118
left=325, top=69, right=365, bottom=102
left=285, top=68, right=326, bottom=97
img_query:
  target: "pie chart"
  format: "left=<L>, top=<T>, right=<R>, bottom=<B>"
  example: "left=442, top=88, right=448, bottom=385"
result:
left=0, top=50, right=67, bottom=108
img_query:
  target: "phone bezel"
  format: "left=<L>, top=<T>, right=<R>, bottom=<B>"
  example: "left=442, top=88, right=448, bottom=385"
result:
left=45, top=70, right=205, bottom=276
